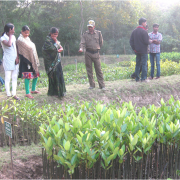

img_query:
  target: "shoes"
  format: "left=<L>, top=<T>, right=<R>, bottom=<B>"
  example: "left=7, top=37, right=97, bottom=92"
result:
left=12, top=95, right=21, bottom=100
left=89, top=87, right=95, bottom=89
left=155, top=77, right=160, bottom=79
left=148, top=77, right=153, bottom=80
left=25, top=94, right=34, bottom=99
left=63, top=92, right=66, bottom=97
left=101, top=87, right=106, bottom=91
left=31, top=90, right=41, bottom=94
left=141, top=79, right=149, bottom=83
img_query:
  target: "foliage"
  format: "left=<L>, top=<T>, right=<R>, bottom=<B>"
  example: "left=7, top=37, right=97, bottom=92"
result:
left=1, top=54, right=177, bottom=93
left=1, top=1, right=180, bottom=56
left=161, top=52, right=180, bottom=62
left=39, top=95, right=180, bottom=176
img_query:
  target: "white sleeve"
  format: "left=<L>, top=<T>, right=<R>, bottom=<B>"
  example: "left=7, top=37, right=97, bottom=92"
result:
left=0, top=35, right=6, bottom=42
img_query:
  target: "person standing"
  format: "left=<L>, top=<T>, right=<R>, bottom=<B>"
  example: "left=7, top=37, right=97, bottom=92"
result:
left=16, top=25, right=40, bottom=99
left=0, top=23, right=20, bottom=100
left=42, top=27, right=66, bottom=98
left=78, top=20, right=105, bottom=90
left=130, top=18, right=149, bottom=82
left=148, top=24, right=162, bottom=80
left=131, top=25, right=149, bottom=79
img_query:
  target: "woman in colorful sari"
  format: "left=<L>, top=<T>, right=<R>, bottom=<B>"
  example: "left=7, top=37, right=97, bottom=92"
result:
left=16, top=25, right=40, bottom=99
left=42, top=27, right=66, bottom=97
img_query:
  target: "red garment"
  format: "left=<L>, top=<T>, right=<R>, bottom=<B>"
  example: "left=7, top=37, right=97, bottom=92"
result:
left=137, top=26, right=146, bottom=30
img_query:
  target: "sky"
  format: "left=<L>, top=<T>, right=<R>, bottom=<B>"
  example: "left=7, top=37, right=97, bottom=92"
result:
left=156, top=0, right=179, bottom=7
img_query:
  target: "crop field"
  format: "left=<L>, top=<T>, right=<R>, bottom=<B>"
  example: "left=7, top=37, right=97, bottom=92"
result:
left=1, top=52, right=180, bottom=179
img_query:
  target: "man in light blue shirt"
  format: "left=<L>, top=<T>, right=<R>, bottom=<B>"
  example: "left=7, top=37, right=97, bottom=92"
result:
left=148, top=24, right=162, bottom=79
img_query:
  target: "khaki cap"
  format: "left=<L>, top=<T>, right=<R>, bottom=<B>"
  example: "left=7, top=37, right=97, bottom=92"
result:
left=87, top=20, right=95, bottom=27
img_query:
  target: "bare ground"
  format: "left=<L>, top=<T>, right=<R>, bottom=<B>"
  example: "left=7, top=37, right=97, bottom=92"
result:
left=0, top=144, right=42, bottom=179
left=0, top=155, right=42, bottom=179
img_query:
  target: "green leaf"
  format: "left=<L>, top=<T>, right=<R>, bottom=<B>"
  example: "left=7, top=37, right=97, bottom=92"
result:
left=119, top=149, right=124, bottom=156
left=58, top=119, right=63, bottom=126
left=107, top=154, right=114, bottom=162
left=166, top=124, right=172, bottom=133
left=122, top=145, right=125, bottom=153
left=121, top=124, right=127, bottom=132
left=102, top=131, right=109, bottom=140
left=57, top=129, right=62, bottom=137
left=76, top=134, right=82, bottom=144
left=113, top=147, right=119, bottom=155
left=53, top=124, right=59, bottom=133
left=65, top=123, right=70, bottom=131
left=95, top=129, right=101, bottom=138
left=64, top=141, right=70, bottom=151
left=47, top=137, right=53, bottom=148
left=71, top=154, right=77, bottom=165
left=144, top=146, right=151, bottom=153
left=131, top=134, right=138, bottom=146
left=65, top=161, right=72, bottom=168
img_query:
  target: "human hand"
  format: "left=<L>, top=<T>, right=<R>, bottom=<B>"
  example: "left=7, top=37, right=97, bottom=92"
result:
left=52, top=37, right=57, bottom=43
left=15, top=57, right=19, bottom=65
left=149, top=40, right=153, bottom=43
left=9, top=28, right=15, bottom=35
left=58, top=47, right=63, bottom=53
left=78, top=48, right=83, bottom=53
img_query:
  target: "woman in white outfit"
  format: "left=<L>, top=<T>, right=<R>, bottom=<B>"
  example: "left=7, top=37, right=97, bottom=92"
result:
left=0, top=23, right=20, bottom=100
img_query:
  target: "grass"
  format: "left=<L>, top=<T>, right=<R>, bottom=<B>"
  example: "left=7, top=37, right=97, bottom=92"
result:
left=0, top=143, right=42, bottom=170
left=1, top=74, right=180, bottom=108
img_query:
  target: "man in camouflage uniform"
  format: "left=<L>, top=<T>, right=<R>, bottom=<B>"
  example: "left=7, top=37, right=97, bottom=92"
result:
left=79, top=20, right=105, bottom=90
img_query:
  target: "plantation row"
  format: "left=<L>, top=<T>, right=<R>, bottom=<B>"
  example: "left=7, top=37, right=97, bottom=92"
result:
left=12, top=58, right=180, bottom=91
left=1, top=96, right=180, bottom=178
left=1, top=52, right=180, bottom=92
left=40, top=96, right=180, bottom=178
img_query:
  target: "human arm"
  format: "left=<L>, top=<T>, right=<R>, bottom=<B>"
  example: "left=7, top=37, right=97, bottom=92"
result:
left=79, top=34, right=86, bottom=52
left=142, top=30, right=149, bottom=46
left=1, top=29, right=14, bottom=47
left=58, top=45, right=63, bottom=53
left=15, top=43, right=19, bottom=64
left=99, top=31, right=103, bottom=47
left=129, top=31, right=135, bottom=51
left=151, top=33, right=162, bottom=45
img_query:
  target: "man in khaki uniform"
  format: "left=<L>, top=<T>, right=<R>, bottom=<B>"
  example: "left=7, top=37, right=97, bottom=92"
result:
left=79, top=20, right=105, bottom=90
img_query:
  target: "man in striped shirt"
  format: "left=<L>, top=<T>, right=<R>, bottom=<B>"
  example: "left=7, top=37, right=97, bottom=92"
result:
left=148, top=24, right=162, bottom=79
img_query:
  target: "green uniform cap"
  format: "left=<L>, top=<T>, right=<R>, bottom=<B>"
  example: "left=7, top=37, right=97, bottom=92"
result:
left=87, top=20, right=95, bottom=27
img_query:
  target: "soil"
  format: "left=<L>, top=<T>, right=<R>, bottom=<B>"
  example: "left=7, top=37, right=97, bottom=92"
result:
left=0, top=155, right=43, bottom=179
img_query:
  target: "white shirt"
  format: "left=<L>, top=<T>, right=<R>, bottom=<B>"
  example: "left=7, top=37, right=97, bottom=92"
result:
left=0, top=33, right=17, bottom=71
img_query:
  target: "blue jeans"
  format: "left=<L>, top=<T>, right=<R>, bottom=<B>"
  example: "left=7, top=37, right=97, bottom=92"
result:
left=150, top=53, right=160, bottom=78
left=0, top=76, right=4, bottom=85
left=135, top=53, right=148, bottom=81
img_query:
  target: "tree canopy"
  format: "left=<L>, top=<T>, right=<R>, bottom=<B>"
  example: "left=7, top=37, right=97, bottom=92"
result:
left=0, top=0, right=179, bottom=56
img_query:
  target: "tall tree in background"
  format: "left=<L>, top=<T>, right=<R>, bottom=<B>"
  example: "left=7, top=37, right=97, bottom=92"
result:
left=0, top=0, right=180, bottom=55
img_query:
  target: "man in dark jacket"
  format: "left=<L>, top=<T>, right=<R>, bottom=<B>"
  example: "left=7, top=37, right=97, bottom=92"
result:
left=130, top=18, right=149, bottom=82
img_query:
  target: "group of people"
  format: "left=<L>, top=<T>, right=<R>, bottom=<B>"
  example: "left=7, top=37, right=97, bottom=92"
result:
left=0, top=20, right=105, bottom=100
left=0, top=18, right=162, bottom=100
left=0, top=23, right=67, bottom=100
left=130, top=17, right=162, bottom=82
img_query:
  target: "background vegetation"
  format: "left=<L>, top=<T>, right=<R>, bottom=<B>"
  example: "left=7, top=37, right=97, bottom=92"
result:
left=0, top=0, right=180, bottom=57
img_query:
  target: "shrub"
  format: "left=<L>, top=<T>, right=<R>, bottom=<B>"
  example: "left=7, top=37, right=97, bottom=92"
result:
left=39, top=96, right=180, bottom=178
